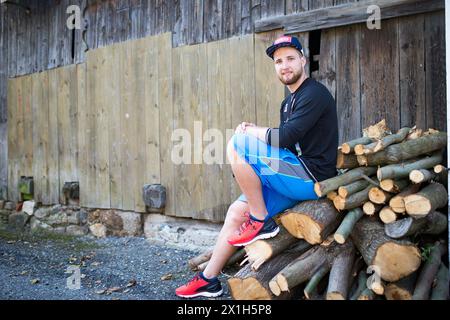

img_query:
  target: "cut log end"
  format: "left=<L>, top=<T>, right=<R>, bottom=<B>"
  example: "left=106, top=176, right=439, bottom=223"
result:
left=379, top=207, right=397, bottom=224
left=333, top=196, right=345, bottom=211
left=228, top=277, right=272, bottom=300
left=374, top=242, right=421, bottom=282
left=385, top=285, right=413, bottom=300
left=341, top=143, right=351, bottom=154
left=334, top=233, right=346, bottom=244
left=276, top=274, right=289, bottom=293
left=404, top=194, right=431, bottom=217
left=354, top=144, right=365, bottom=156
left=268, top=279, right=282, bottom=297
left=434, top=164, right=446, bottom=174
left=326, top=292, right=345, bottom=300
left=314, top=183, right=323, bottom=198
left=280, top=213, right=323, bottom=244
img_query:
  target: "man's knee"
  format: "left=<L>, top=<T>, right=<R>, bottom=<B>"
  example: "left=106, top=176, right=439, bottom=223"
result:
left=224, top=201, right=249, bottom=226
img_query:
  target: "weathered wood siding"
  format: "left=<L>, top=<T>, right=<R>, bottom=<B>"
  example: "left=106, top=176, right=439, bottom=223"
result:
left=1, top=1, right=447, bottom=223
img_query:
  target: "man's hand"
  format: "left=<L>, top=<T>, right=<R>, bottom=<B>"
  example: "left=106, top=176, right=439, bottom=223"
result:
left=235, top=122, right=255, bottom=134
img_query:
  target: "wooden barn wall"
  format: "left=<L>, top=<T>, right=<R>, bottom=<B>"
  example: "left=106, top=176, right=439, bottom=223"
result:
left=1, top=0, right=447, bottom=223
left=6, top=32, right=283, bottom=222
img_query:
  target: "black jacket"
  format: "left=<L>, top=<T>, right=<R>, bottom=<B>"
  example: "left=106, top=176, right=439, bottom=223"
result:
left=266, top=78, right=338, bottom=182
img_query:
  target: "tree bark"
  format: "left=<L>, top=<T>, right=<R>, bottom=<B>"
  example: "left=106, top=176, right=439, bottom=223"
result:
left=333, top=185, right=372, bottom=210
left=355, top=127, right=411, bottom=155
left=350, top=269, right=368, bottom=300
left=385, top=211, right=448, bottom=239
left=338, top=179, right=370, bottom=199
left=280, top=199, right=343, bottom=244
left=350, top=217, right=421, bottom=282
left=303, top=264, right=330, bottom=300
left=341, top=137, right=373, bottom=154
left=334, top=208, right=364, bottom=244
left=358, top=132, right=446, bottom=167
left=269, top=241, right=354, bottom=296
left=188, top=250, right=213, bottom=271
left=326, top=242, right=355, bottom=300
left=376, top=152, right=443, bottom=181
left=404, top=182, right=448, bottom=218
left=389, top=184, right=422, bottom=213
left=314, top=167, right=377, bottom=197
left=430, top=263, right=449, bottom=300
left=228, top=249, right=305, bottom=300
left=412, top=242, right=447, bottom=300
left=244, top=226, right=309, bottom=271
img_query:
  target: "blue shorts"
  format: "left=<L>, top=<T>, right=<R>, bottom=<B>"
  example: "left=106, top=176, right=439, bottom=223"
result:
left=232, top=133, right=319, bottom=219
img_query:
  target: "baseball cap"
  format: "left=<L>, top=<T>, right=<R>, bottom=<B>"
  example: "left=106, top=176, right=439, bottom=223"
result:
left=266, top=35, right=304, bottom=59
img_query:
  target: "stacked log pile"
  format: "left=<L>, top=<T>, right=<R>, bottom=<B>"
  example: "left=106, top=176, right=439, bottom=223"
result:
left=189, top=120, right=449, bottom=300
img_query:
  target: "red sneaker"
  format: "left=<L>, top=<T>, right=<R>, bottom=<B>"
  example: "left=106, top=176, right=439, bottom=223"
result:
left=227, top=216, right=280, bottom=247
left=175, top=273, right=223, bottom=298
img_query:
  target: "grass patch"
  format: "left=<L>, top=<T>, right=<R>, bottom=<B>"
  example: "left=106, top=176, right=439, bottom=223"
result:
left=0, top=226, right=102, bottom=252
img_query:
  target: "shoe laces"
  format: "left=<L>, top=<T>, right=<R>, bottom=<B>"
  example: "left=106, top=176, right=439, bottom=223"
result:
left=238, top=218, right=255, bottom=234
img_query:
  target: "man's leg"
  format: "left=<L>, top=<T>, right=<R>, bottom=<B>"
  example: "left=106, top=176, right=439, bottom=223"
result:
left=202, top=200, right=249, bottom=278
left=226, top=138, right=268, bottom=221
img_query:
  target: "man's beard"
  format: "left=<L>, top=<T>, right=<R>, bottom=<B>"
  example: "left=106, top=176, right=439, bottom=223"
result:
left=278, top=69, right=302, bottom=85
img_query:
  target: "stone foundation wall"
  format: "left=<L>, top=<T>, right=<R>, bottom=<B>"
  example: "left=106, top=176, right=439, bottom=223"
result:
left=0, top=200, right=221, bottom=251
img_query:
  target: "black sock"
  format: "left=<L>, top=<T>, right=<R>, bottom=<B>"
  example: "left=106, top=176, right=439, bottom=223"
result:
left=199, top=271, right=218, bottom=282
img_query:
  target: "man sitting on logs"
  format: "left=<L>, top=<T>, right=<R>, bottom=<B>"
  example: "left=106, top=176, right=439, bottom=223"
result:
left=176, top=35, right=339, bottom=298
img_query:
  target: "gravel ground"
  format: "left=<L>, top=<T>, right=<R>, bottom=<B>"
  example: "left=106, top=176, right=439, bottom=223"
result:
left=0, top=228, right=234, bottom=300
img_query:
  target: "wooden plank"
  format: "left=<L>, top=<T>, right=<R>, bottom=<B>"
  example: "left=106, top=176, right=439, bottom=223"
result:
left=120, top=41, right=136, bottom=211
left=47, top=69, right=60, bottom=204
left=254, top=30, right=285, bottom=129
left=241, top=0, right=252, bottom=34
left=31, top=72, right=45, bottom=204
left=143, top=35, right=161, bottom=197
left=255, top=0, right=445, bottom=33
left=57, top=65, right=79, bottom=203
left=133, top=37, right=147, bottom=213
left=222, top=0, right=239, bottom=38
left=399, top=14, right=426, bottom=130
left=85, top=49, right=98, bottom=207
left=204, top=0, right=223, bottom=42
left=205, top=39, right=229, bottom=221
left=158, top=33, right=175, bottom=215
left=74, top=0, right=87, bottom=64
left=260, top=0, right=285, bottom=18
left=7, top=78, right=18, bottom=201
left=425, top=11, right=446, bottom=131
left=96, top=0, right=108, bottom=47
left=294, top=31, right=310, bottom=76
left=48, top=4, right=60, bottom=69
left=360, top=18, right=400, bottom=132
left=197, top=42, right=212, bottom=220
left=59, top=0, right=73, bottom=66
left=77, top=63, right=88, bottom=207
left=335, top=24, right=361, bottom=144
left=285, top=0, right=308, bottom=14
left=229, top=35, right=257, bottom=201
left=130, top=0, right=143, bottom=40
left=308, top=0, right=333, bottom=10
left=107, top=43, right=123, bottom=210
left=221, top=38, right=234, bottom=208
left=173, top=44, right=203, bottom=218
left=15, top=76, right=25, bottom=195
left=94, top=46, right=111, bottom=209
left=21, top=75, right=33, bottom=177
left=7, top=7, right=18, bottom=77
left=316, top=28, right=336, bottom=98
